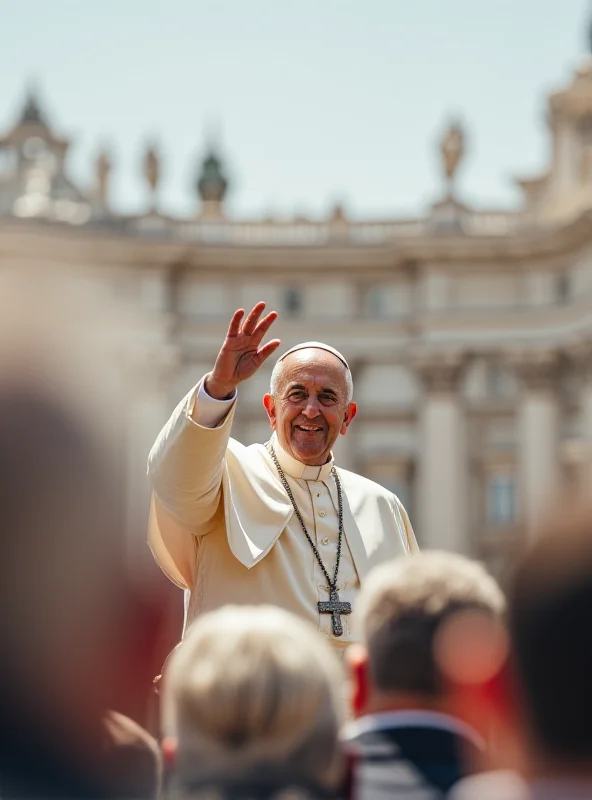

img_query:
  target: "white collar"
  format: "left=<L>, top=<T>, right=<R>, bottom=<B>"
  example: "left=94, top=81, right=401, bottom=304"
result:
left=343, top=709, right=484, bottom=750
left=271, top=432, right=335, bottom=482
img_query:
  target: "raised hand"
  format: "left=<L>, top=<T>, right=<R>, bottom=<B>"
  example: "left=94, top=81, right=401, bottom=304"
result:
left=204, top=302, right=281, bottom=400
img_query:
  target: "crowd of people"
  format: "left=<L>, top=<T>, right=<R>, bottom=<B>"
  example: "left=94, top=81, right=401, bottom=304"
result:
left=2, top=288, right=592, bottom=800
left=151, top=520, right=592, bottom=800
left=4, top=386, right=592, bottom=800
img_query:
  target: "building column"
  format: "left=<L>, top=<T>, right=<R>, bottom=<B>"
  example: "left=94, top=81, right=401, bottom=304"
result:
left=582, top=353, right=592, bottom=487
left=414, top=353, right=469, bottom=553
left=569, top=340, right=592, bottom=487
left=510, top=351, right=560, bottom=537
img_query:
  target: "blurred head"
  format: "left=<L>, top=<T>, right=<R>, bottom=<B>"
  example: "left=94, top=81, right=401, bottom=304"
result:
left=348, top=551, right=506, bottom=717
left=162, top=605, right=345, bottom=789
left=0, top=385, right=163, bottom=795
left=264, top=345, right=356, bottom=466
left=0, top=267, right=168, bottom=797
left=506, top=502, right=592, bottom=773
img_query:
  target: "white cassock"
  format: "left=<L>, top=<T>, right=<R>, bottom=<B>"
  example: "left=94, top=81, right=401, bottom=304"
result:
left=148, top=377, right=418, bottom=656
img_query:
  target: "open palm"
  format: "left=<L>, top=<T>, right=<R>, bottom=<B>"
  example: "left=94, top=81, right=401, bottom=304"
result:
left=208, top=302, right=281, bottom=395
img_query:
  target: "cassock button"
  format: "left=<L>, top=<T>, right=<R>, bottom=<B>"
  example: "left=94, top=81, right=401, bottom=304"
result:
left=321, top=537, right=329, bottom=546
left=319, top=510, right=326, bottom=517
left=316, top=492, right=321, bottom=498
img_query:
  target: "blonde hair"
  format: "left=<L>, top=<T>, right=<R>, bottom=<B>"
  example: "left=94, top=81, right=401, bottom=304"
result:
left=162, top=605, right=344, bottom=786
left=356, top=551, right=506, bottom=696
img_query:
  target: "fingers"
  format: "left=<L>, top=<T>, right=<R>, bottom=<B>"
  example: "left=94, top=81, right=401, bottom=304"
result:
left=241, top=301, right=267, bottom=336
left=226, top=308, right=245, bottom=338
left=251, top=310, right=278, bottom=343
left=256, top=339, right=282, bottom=365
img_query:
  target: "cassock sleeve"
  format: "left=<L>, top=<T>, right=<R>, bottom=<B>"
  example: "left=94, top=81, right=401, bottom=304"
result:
left=146, top=377, right=237, bottom=588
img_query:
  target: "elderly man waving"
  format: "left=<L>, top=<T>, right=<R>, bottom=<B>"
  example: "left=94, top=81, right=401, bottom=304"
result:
left=148, top=302, right=417, bottom=654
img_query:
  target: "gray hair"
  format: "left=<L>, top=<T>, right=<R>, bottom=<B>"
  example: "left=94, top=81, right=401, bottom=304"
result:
left=162, top=605, right=344, bottom=787
left=355, top=551, right=506, bottom=697
left=269, top=351, right=354, bottom=404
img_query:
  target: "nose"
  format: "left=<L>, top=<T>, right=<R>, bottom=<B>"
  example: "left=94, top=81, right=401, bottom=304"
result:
left=301, top=396, right=321, bottom=419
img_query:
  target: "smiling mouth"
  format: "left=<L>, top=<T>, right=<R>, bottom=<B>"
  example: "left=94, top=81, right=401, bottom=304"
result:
left=294, top=425, right=324, bottom=432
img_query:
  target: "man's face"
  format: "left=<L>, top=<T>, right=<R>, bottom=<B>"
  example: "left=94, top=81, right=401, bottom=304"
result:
left=263, top=350, right=357, bottom=466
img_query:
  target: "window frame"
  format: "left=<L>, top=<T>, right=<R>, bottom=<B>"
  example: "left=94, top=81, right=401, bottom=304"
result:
left=486, top=472, right=517, bottom=528
left=283, top=287, right=303, bottom=316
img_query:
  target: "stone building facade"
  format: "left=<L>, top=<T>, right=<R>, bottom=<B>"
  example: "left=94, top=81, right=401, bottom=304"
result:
left=3, top=54, right=592, bottom=579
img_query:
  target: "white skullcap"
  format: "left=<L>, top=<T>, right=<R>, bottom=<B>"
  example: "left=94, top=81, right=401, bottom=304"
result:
left=276, top=341, right=350, bottom=371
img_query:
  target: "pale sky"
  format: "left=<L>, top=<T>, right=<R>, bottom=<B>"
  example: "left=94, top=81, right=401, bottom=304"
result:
left=1, top=0, right=590, bottom=219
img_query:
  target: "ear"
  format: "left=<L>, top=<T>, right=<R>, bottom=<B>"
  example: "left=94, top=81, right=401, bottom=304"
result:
left=161, top=736, right=177, bottom=767
left=436, top=612, right=513, bottom=747
left=345, top=643, right=369, bottom=717
left=340, top=402, right=358, bottom=436
left=263, top=394, right=277, bottom=429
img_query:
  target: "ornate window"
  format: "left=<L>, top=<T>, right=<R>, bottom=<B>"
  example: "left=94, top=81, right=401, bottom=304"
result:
left=488, top=363, right=517, bottom=399
left=486, top=473, right=516, bottom=527
left=284, top=287, right=303, bottom=316
left=363, top=285, right=386, bottom=318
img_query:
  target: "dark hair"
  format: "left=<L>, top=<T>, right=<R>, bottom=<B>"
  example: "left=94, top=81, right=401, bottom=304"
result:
left=369, top=609, right=446, bottom=695
left=359, top=553, right=505, bottom=698
left=508, top=503, right=592, bottom=761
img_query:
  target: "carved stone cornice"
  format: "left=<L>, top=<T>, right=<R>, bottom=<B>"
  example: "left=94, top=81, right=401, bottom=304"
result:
left=395, top=209, right=592, bottom=265
left=504, top=349, right=561, bottom=392
left=410, top=350, right=468, bottom=393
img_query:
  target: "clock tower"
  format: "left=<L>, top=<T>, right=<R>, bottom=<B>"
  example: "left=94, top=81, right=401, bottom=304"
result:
left=0, top=88, right=90, bottom=223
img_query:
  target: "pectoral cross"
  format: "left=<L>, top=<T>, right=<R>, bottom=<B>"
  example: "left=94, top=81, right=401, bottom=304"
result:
left=318, top=587, right=352, bottom=637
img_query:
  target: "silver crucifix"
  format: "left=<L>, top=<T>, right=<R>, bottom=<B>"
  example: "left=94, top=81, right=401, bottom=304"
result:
left=317, top=587, right=352, bottom=637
